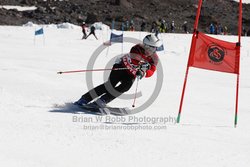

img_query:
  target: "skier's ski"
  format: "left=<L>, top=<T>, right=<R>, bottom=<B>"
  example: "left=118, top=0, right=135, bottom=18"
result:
left=99, top=107, right=131, bottom=116
left=77, top=104, right=104, bottom=115
left=77, top=104, right=131, bottom=116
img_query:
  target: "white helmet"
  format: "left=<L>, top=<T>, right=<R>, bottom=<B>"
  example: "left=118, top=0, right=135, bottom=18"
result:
left=143, top=34, right=162, bottom=48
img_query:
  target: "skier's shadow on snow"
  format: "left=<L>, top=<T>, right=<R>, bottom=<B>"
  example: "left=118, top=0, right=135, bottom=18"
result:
left=48, top=103, right=165, bottom=126
left=49, top=102, right=100, bottom=115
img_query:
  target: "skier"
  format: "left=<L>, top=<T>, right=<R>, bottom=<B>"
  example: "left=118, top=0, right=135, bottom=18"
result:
left=85, top=25, right=98, bottom=40
left=81, top=22, right=87, bottom=39
left=74, top=34, right=162, bottom=108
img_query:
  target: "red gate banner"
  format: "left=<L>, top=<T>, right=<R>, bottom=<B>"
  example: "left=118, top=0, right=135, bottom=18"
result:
left=188, top=32, right=240, bottom=74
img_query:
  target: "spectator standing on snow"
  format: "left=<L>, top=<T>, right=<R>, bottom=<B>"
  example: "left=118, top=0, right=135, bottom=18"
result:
left=151, top=21, right=159, bottom=37
left=160, top=19, right=167, bottom=33
left=81, top=22, right=87, bottom=39
left=170, top=21, right=175, bottom=32
left=209, top=23, right=215, bottom=34
left=224, top=26, right=228, bottom=35
left=141, top=20, right=146, bottom=31
left=247, top=29, right=250, bottom=36
left=218, top=24, right=224, bottom=35
left=130, top=19, right=135, bottom=31
left=182, top=21, right=188, bottom=33
left=243, top=27, right=247, bottom=36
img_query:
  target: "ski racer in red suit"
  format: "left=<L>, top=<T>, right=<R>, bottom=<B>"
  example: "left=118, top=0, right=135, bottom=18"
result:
left=75, top=34, right=162, bottom=107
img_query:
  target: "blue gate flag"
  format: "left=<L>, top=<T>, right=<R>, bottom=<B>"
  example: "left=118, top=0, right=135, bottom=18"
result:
left=35, top=28, right=44, bottom=35
left=156, top=44, right=164, bottom=51
left=110, top=32, right=123, bottom=43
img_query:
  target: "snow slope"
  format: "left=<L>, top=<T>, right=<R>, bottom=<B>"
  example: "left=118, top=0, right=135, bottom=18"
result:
left=0, top=5, right=37, bottom=11
left=234, top=0, right=250, bottom=3
left=0, top=25, right=250, bottom=167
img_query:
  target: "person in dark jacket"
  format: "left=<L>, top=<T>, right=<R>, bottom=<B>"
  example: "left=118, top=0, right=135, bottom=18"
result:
left=182, top=21, right=188, bottom=34
left=141, top=20, right=146, bottom=31
left=81, top=22, right=87, bottom=39
left=85, top=25, right=98, bottom=40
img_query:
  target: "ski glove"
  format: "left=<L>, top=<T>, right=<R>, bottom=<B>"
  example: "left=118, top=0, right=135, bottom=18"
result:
left=139, top=62, right=151, bottom=72
left=136, top=70, right=145, bottom=80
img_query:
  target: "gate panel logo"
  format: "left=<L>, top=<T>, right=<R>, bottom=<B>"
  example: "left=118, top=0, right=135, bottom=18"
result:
left=207, top=44, right=225, bottom=63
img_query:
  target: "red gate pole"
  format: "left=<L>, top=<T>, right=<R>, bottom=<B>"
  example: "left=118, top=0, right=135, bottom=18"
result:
left=234, top=0, right=242, bottom=127
left=177, top=0, right=203, bottom=123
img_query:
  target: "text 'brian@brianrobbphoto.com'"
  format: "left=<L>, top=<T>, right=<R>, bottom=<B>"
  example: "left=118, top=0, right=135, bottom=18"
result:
left=72, top=115, right=177, bottom=131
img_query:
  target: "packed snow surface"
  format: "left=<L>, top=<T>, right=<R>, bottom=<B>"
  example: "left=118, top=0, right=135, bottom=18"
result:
left=0, top=24, right=250, bottom=167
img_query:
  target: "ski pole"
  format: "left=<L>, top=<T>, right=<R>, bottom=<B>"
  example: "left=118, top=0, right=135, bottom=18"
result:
left=132, top=77, right=140, bottom=108
left=57, top=67, right=129, bottom=74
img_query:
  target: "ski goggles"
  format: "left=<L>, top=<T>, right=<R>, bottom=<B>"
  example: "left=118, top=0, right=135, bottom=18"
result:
left=144, top=44, right=157, bottom=54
